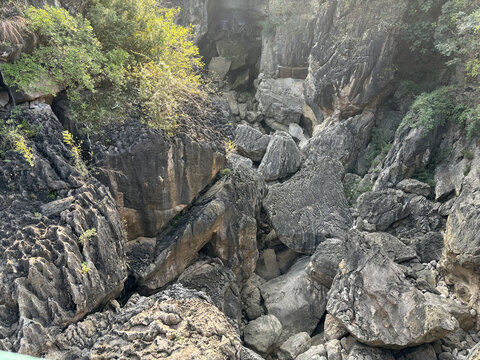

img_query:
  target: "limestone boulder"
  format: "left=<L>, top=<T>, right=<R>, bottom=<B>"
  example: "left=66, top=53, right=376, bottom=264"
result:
left=260, top=257, right=328, bottom=339
left=264, top=156, right=352, bottom=254
left=346, top=342, right=395, bottom=360
left=307, top=238, right=345, bottom=287
left=235, top=124, right=270, bottom=162
left=277, top=332, right=311, bottom=360
left=45, top=285, right=242, bottom=359
left=258, top=132, right=303, bottom=181
left=0, top=105, right=127, bottom=355
left=327, top=230, right=460, bottom=348
left=135, top=162, right=266, bottom=293
left=243, top=315, right=282, bottom=356
left=256, top=78, right=305, bottom=128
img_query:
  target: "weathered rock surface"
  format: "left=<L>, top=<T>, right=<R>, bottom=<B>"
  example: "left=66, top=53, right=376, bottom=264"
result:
left=324, top=313, right=348, bottom=341
left=363, top=232, right=416, bottom=263
left=258, top=131, right=302, bottom=181
left=0, top=105, right=127, bottom=355
left=264, top=156, right=352, bottom=254
left=136, top=162, right=266, bottom=293
left=303, top=112, right=375, bottom=171
left=396, top=179, right=432, bottom=197
left=296, top=345, right=327, bottom=360
left=243, top=315, right=282, bottom=356
left=256, top=78, right=305, bottom=129
left=45, top=285, right=242, bottom=359
left=346, top=342, right=395, bottom=360
left=440, top=169, right=480, bottom=315
left=277, top=332, right=311, bottom=360
left=374, top=125, right=441, bottom=191
left=241, top=275, right=265, bottom=321
left=357, top=189, right=410, bottom=231
left=327, top=230, right=460, bottom=348
left=305, top=0, right=408, bottom=117
left=307, top=238, right=345, bottom=287
left=235, top=124, right=271, bottom=162
left=178, top=258, right=241, bottom=323
left=260, top=257, right=328, bottom=339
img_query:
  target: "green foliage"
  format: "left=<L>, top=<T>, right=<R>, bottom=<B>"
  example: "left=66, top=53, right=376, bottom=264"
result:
left=435, top=0, right=480, bottom=84
left=81, top=261, right=90, bottom=274
left=458, top=104, right=480, bottom=139
left=220, top=168, right=232, bottom=177
left=0, top=107, right=35, bottom=166
left=62, top=130, right=88, bottom=176
left=47, top=190, right=58, bottom=200
left=412, top=167, right=436, bottom=188
left=464, top=163, right=471, bottom=175
left=344, top=179, right=373, bottom=206
left=2, top=6, right=112, bottom=101
left=401, top=86, right=466, bottom=135
left=463, top=149, right=474, bottom=160
left=79, top=228, right=97, bottom=245
left=364, top=128, right=393, bottom=171
left=3, top=1, right=207, bottom=132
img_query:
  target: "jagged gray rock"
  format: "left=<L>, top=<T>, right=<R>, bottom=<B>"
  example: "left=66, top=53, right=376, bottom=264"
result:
left=307, top=238, right=345, bottom=287
left=440, top=172, right=480, bottom=316
left=363, top=232, right=416, bottom=263
left=235, top=124, right=271, bottom=162
left=0, top=105, right=127, bottom=355
left=357, top=189, right=410, bottom=231
left=136, top=163, right=266, bottom=293
left=277, top=332, right=311, bottom=360
left=324, top=314, right=348, bottom=341
left=296, top=345, right=327, bottom=360
left=264, top=156, right=352, bottom=254
left=305, top=0, right=408, bottom=117
left=178, top=259, right=241, bottom=323
left=327, top=230, right=460, bottom=348
left=396, top=179, right=432, bottom=197
left=256, top=78, right=305, bottom=129
left=45, top=284, right=242, bottom=359
left=260, top=257, right=328, bottom=340
left=243, top=315, right=282, bottom=356
left=258, top=131, right=303, bottom=181
left=346, top=342, right=395, bottom=360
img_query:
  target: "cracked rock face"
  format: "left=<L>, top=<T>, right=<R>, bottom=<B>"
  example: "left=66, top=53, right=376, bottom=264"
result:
left=45, top=285, right=242, bottom=360
left=264, top=155, right=352, bottom=254
left=327, top=230, right=460, bottom=348
left=0, top=106, right=127, bottom=356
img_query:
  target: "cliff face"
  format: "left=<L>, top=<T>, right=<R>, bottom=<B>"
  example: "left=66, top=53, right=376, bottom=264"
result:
left=1, top=0, right=480, bottom=359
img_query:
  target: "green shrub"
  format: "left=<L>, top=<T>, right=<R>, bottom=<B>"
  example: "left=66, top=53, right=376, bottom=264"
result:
left=62, top=130, right=88, bottom=176
left=364, top=128, right=393, bottom=171
left=401, top=86, right=466, bottom=135
left=79, top=228, right=97, bottom=245
left=0, top=106, right=35, bottom=166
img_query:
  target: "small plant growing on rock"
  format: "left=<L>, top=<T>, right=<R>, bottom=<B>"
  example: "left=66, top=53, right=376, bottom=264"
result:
left=0, top=107, right=35, bottom=166
left=62, top=130, right=88, bottom=176
left=79, top=228, right=97, bottom=245
left=463, top=149, right=474, bottom=160
left=220, top=168, right=232, bottom=177
left=224, top=140, right=236, bottom=154
left=81, top=261, right=90, bottom=274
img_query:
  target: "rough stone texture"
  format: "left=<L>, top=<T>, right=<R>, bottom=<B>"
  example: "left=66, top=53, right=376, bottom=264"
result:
left=307, top=238, right=345, bottom=287
left=467, top=343, right=480, bottom=360
left=325, top=339, right=342, bottom=360
left=264, top=156, right=352, bottom=254
left=374, top=125, right=441, bottom=191
left=241, top=276, right=265, bottom=321
left=363, top=232, right=416, bottom=263
left=396, top=179, right=432, bottom=197
left=440, top=169, right=480, bottom=315
left=305, top=0, right=408, bottom=117
left=178, top=258, right=241, bottom=323
left=357, top=189, right=410, bottom=231
left=414, top=232, right=444, bottom=263
left=243, top=315, right=282, bottom=356
left=241, top=347, right=265, bottom=360
left=256, top=78, right=305, bottom=128
left=45, top=285, right=242, bottom=359
left=277, top=332, right=311, bottom=360
left=256, top=249, right=281, bottom=280
left=136, top=162, right=266, bottom=293
left=235, top=124, right=271, bottom=162
left=260, top=257, right=328, bottom=339
left=209, top=57, right=232, bottom=80
left=0, top=105, right=127, bottom=355
left=258, top=131, right=303, bottom=181
left=296, top=345, right=327, bottom=360
left=95, top=126, right=226, bottom=241
left=327, top=230, right=460, bottom=349
left=346, top=342, right=395, bottom=360
left=324, top=314, right=348, bottom=341
left=403, top=344, right=437, bottom=360
left=259, top=0, right=318, bottom=77
left=303, top=112, right=375, bottom=171
left=164, top=0, right=209, bottom=43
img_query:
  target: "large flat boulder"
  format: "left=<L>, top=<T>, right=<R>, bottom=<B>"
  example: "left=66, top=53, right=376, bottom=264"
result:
left=327, top=230, right=460, bottom=348
left=263, top=155, right=352, bottom=254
